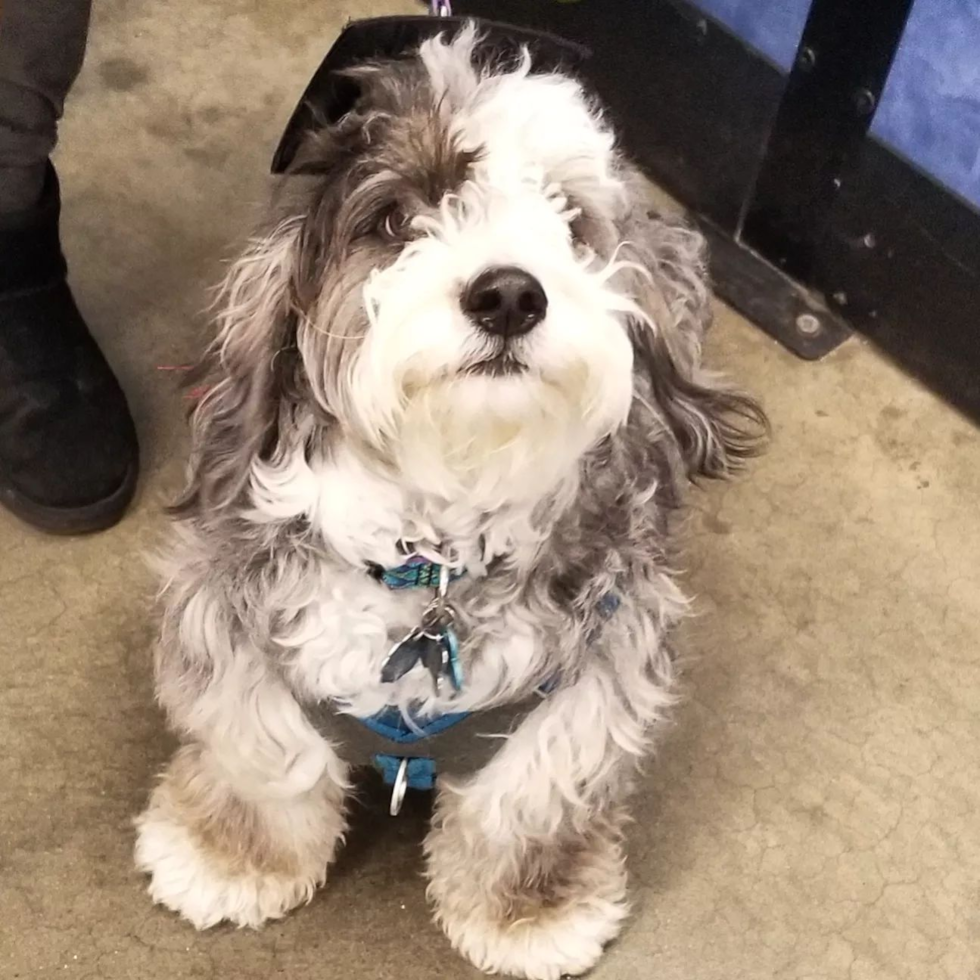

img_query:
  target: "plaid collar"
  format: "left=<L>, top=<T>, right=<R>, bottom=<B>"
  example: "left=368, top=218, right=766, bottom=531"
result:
left=368, top=551, right=466, bottom=591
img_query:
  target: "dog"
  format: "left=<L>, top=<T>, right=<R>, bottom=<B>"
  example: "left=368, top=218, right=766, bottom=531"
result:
left=135, top=23, right=765, bottom=980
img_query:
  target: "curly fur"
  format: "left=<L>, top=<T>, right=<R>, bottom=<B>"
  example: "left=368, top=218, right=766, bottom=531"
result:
left=136, top=24, right=765, bottom=980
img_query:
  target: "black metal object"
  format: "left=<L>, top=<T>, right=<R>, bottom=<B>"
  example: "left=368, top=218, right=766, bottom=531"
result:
left=698, top=222, right=850, bottom=360
left=817, top=137, right=980, bottom=416
left=453, top=0, right=980, bottom=420
left=740, top=0, right=916, bottom=279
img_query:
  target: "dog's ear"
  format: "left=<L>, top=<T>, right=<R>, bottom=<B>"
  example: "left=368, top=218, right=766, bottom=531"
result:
left=172, top=219, right=304, bottom=518
left=618, top=182, right=768, bottom=479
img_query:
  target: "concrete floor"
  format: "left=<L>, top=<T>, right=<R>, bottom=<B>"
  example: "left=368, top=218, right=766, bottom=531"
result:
left=2, top=1, right=979, bottom=978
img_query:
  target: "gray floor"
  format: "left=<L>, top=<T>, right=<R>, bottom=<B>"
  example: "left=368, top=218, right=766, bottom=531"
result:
left=2, top=2, right=979, bottom=978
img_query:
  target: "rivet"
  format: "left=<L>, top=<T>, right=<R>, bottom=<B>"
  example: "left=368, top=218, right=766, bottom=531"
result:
left=852, top=88, right=876, bottom=116
left=796, top=313, right=822, bottom=336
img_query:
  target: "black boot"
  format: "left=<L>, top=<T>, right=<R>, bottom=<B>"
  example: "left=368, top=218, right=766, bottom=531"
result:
left=0, top=165, right=138, bottom=533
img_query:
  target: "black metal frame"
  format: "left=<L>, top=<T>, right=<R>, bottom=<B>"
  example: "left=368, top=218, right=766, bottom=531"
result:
left=454, top=0, right=980, bottom=420
left=741, top=0, right=915, bottom=279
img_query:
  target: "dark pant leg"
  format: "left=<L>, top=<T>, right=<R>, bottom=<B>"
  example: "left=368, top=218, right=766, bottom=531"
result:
left=0, top=0, right=92, bottom=210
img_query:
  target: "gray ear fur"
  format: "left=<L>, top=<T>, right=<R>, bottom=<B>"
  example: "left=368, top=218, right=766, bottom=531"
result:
left=172, top=221, right=304, bottom=519
left=619, top=179, right=768, bottom=478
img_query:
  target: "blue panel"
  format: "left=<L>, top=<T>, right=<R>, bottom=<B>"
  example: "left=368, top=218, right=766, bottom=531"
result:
left=690, top=0, right=811, bottom=70
left=871, top=0, right=980, bottom=208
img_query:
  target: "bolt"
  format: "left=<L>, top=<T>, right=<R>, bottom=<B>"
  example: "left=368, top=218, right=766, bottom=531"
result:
left=797, top=46, right=816, bottom=72
left=852, top=88, right=876, bottom=116
left=796, top=313, right=822, bottom=336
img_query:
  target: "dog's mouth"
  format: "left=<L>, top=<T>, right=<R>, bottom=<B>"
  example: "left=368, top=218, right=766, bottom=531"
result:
left=466, top=351, right=528, bottom=377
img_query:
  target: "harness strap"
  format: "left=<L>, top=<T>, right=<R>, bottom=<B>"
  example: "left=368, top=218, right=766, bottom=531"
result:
left=376, top=754, right=436, bottom=797
left=305, top=693, right=547, bottom=788
left=303, top=571, right=621, bottom=812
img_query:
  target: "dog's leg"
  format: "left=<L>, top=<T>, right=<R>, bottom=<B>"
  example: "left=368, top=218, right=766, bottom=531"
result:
left=135, top=653, right=348, bottom=929
left=426, top=791, right=628, bottom=980
left=425, top=668, right=651, bottom=980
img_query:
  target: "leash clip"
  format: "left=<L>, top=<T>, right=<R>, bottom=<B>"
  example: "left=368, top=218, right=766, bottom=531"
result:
left=430, top=0, right=452, bottom=15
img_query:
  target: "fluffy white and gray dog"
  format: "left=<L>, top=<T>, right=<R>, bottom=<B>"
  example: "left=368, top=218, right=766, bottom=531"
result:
left=135, top=24, right=764, bottom=980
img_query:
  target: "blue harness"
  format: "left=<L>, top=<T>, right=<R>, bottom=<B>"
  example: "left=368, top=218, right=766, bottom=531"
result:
left=364, top=553, right=475, bottom=793
left=308, top=553, right=620, bottom=809
left=361, top=704, right=470, bottom=791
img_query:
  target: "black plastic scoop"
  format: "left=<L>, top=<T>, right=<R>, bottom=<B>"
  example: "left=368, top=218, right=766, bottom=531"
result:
left=272, top=14, right=591, bottom=174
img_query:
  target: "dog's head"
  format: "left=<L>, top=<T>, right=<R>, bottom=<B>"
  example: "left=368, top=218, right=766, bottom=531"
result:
left=180, top=25, right=764, bottom=518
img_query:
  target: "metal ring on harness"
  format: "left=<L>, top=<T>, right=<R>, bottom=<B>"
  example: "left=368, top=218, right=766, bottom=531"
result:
left=389, top=757, right=409, bottom=816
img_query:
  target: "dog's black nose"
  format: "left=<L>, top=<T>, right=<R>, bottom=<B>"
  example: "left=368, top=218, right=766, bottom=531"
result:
left=461, top=266, right=548, bottom=338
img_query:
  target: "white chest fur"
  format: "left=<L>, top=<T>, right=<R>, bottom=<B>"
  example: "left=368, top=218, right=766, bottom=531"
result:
left=248, top=444, right=550, bottom=720
left=274, top=564, right=544, bottom=719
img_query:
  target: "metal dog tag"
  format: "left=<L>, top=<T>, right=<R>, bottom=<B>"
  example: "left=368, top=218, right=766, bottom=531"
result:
left=380, top=597, right=463, bottom=693
left=381, top=629, right=439, bottom=684
left=379, top=559, right=464, bottom=692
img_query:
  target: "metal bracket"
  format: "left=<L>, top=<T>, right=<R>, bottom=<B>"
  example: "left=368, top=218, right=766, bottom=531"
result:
left=699, top=221, right=850, bottom=361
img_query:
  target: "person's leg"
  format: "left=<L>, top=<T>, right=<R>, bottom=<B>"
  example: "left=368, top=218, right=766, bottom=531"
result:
left=0, top=0, right=92, bottom=209
left=0, top=0, right=139, bottom=533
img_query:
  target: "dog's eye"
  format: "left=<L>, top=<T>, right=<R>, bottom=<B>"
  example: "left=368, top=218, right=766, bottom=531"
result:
left=380, top=207, right=409, bottom=242
left=569, top=211, right=589, bottom=244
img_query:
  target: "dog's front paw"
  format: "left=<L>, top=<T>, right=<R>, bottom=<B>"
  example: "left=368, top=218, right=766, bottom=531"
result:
left=434, top=888, right=628, bottom=980
left=426, top=799, right=629, bottom=979
left=135, top=743, right=346, bottom=929
left=134, top=798, right=322, bottom=929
